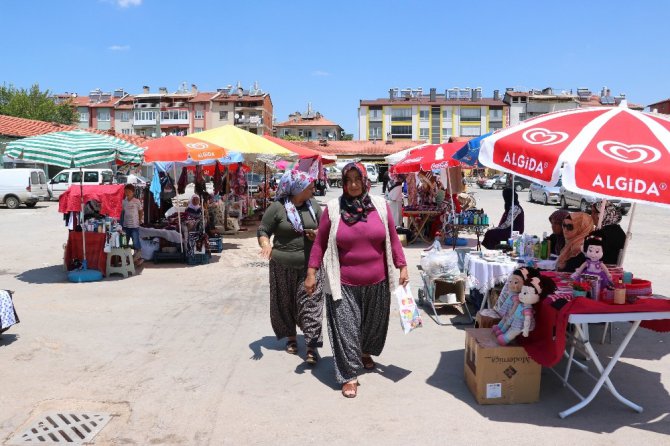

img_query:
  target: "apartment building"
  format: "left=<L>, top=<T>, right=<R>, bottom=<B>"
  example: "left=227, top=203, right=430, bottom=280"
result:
left=274, top=103, right=344, bottom=140
left=358, top=87, right=508, bottom=143
left=504, top=86, right=644, bottom=126
left=56, top=82, right=273, bottom=138
left=648, top=97, right=670, bottom=115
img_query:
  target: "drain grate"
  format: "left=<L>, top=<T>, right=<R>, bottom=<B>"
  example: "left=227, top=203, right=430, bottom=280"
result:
left=8, top=412, right=112, bottom=445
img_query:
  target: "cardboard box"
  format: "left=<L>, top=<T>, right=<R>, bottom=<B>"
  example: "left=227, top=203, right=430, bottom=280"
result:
left=434, top=279, right=465, bottom=304
left=398, top=234, right=408, bottom=246
left=464, top=328, right=541, bottom=404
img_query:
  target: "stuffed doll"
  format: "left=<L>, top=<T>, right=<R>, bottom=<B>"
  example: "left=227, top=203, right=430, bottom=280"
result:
left=571, top=234, right=613, bottom=290
left=492, top=275, right=556, bottom=345
left=479, top=267, right=539, bottom=320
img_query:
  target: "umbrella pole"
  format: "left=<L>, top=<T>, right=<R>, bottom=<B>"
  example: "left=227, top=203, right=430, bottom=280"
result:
left=510, top=175, right=515, bottom=235
left=263, top=162, right=267, bottom=211
left=224, top=166, right=230, bottom=230
left=78, top=166, right=88, bottom=267
left=173, top=164, right=184, bottom=255
left=618, top=203, right=636, bottom=266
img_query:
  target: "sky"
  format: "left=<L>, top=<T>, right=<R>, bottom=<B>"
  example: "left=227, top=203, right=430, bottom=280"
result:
left=2, top=0, right=670, bottom=138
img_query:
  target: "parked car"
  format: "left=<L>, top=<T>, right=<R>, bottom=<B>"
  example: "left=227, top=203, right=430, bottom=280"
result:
left=495, top=174, right=532, bottom=191
left=115, top=172, right=149, bottom=185
left=480, top=174, right=503, bottom=189
left=363, top=163, right=379, bottom=183
left=0, top=168, right=49, bottom=209
left=529, top=179, right=562, bottom=205
left=245, top=173, right=265, bottom=194
left=48, top=168, right=114, bottom=199
left=326, top=166, right=342, bottom=188
left=559, top=186, right=631, bottom=214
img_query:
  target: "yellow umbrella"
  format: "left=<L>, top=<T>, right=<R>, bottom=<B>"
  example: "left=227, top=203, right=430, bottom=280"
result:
left=188, top=125, right=291, bottom=155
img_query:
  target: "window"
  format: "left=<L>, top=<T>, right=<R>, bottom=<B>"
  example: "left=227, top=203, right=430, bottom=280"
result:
left=368, top=123, right=382, bottom=139
left=31, top=172, right=39, bottom=184
left=489, top=108, right=503, bottom=121
left=79, top=111, right=89, bottom=122
left=161, top=110, right=188, bottom=120
left=71, top=172, right=81, bottom=183
left=97, top=109, right=111, bottom=121
left=133, top=110, right=156, bottom=121
left=282, top=129, right=291, bottom=136
left=38, top=171, right=46, bottom=184
left=119, top=111, right=130, bottom=122
left=460, top=108, right=481, bottom=122
left=442, top=127, right=453, bottom=138
left=102, top=171, right=113, bottom=184
left=121, top=129, right=131, bottom=135
left=219, top=111, right=228, bottom=120
left=195, top=110, right=204, bottom=119
left=84, top=172, right=99, bottom=183
left=442, top=107, right=452, bottom=121
left=54, top=172, right=69, bottom=183
left=460, top=126, right=481, bottom=136
left=195, top=127, right=204, bottom=133
left=490, top=121, right=504, bottom=131
left=419, top=110, right=429, bottom=121
left=298, top=129, right=304, bottom=137
left=391, top=108, right=412, bottom=121
left=390, top=125, right=412, bottom=139
left=369, top=107, right=382, bottom=121
left=419, top=128, right=429, bottom=140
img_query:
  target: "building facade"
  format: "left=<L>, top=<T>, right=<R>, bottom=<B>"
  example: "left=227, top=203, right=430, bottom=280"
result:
left=56, top=82, right=273, bottom=138
left=648, top=98, right=670, bottom=115
left=274, top=103, right=344, bottom=140
left=358, top=88, right=508, bottom=143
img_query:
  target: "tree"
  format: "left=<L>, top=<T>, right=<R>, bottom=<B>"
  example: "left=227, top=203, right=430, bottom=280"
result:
left=0, top=83, right=79, bottom=124
left=280, top=134, right=305, bottom=141
left=341, top=133, right=354, bottom=141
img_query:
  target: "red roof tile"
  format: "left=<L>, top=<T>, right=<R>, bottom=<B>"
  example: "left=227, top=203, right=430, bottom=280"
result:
left=292, top=140, right=424, bottom=157
left=578, top=95, right=644, bottom=110
left=275, top=117, right=340, bottom=127
left=188, top=92, right=217, bottom=102
left=648, top=98, right=670, bottom=108
left=0, top=115, right=148, bottom=146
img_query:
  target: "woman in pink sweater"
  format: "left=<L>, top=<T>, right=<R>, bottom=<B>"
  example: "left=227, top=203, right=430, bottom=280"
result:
left=305, top=163, right=408, bottom=398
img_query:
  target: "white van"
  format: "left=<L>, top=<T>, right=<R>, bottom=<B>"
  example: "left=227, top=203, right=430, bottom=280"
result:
left=363, top=163, right=379, bottom=183
left=0, top=168, right=49, bottom=208
left=48, top=168, right=114, bottom=199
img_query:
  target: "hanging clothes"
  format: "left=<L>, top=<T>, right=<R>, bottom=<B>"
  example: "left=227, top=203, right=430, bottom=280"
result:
left=213, top=161, right=223, bottom=195
left=177, top=167, right=188, bottom=195
left=0, top=290, right=19, bottom=332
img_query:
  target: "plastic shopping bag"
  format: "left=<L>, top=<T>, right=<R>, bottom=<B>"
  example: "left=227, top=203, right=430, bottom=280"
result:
left=395, top=284, right=423, bottom=334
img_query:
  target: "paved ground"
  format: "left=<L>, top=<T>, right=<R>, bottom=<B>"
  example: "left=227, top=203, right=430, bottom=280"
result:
left=1, top=185, right=669, bottom=445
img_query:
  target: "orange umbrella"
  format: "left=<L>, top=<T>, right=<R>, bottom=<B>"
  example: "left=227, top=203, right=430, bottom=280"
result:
left=142, top=136, right=227, bottom=162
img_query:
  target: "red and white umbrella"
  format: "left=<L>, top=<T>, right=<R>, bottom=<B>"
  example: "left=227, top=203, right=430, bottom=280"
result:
left=391, top=142, right=465, bottom=174
left=479, top=102, right=670, bottom=208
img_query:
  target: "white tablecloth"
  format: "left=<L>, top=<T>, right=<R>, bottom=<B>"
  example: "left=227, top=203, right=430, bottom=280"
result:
left=138, top=227, right=182, bottom=244
left=464, top=254, right=518, bottom=294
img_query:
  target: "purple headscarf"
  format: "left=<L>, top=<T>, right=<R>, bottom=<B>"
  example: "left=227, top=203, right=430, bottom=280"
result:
left=275, top=169, right=315, bottom=233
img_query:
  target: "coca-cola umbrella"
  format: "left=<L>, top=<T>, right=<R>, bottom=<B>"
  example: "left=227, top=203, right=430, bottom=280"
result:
left=479, top=101, right=670, bottom=262
left=390, top=142, right=465, bottom=173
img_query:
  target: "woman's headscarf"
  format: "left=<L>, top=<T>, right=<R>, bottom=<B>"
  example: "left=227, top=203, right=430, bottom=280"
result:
left=340, top=163, right=375, bottom=225
left=502, top=188, right=519, bottom=211
left=593, top=200, right=623, bottom=226
left=548, top=209, right=570, bottom=254
left=557, top=212, right=594, bottom=269
left=275, top=169, right=316, bottom=233
left=187, top=194, right=201, bottom=212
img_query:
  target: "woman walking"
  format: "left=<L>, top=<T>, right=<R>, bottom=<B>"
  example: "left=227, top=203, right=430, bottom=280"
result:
left=306, top=163, right=408, bottom=398
left=257, top=170, right=324, bottom=364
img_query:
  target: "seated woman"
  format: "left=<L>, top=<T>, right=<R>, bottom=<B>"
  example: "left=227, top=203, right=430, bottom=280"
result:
left=185, top=194, right=202, bottom=217
left=591, top=201, right=626, bottom=265
left=556, top=212, right=593, bottom=272
left=482, top=188, right=524, bottom=250
left=548, top=209, right=570, bottom=256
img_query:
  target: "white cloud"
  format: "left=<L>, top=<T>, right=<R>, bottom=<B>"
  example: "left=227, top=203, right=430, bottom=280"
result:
left=115, top=0, right=142, bottom=7
left=311, top=70, right=331, bottom=77
left=108, top=44, right=130, bottom=51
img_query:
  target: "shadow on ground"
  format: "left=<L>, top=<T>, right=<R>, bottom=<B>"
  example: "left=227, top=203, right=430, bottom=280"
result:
left=0, top=333, right=19, bottom=347
left=427, top=349, right=670, bottom=435
left=15, top=265, right=66, bottom=284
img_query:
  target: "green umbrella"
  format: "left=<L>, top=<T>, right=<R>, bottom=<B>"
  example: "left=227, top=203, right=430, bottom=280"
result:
left=5, top=130, right=143, bottom=282
left=5, top=130, right=143, bottom=167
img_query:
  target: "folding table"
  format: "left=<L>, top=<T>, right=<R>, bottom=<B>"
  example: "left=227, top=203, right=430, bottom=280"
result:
left=551, top=310, right=670, bottom=418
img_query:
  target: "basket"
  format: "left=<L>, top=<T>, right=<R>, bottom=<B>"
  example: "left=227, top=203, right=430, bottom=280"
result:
left=187, top=253, right=210, bottom=265
left=208, top=237, right=223, bottom=253
left=625, top=278, right=652, bottom=297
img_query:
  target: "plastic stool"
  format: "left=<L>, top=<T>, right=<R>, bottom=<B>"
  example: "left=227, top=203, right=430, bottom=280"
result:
left=106, top=247, right=136, bottom=278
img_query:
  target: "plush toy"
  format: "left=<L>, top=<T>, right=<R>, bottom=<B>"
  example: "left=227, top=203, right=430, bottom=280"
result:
left=479, top=267, right=539, bottom=320
left=492, top=275, right=556, bottom=345
left=571, top=234, right=613, bottom=290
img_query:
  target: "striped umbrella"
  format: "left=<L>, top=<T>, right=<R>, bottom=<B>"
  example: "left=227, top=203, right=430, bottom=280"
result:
left=5, top=130, right=143, bottom=168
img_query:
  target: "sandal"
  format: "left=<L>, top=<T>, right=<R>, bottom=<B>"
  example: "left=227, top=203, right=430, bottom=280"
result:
left=305, top=349, right=318, bottom=365
left=341, top=380, right=359, bottom=398
left=362, top=356, right=375, bottom=370
left=286, top=340, right=298, bottom=355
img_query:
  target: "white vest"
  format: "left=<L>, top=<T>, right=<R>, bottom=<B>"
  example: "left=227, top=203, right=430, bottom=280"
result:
left=323, top=195, right=398, bottom=301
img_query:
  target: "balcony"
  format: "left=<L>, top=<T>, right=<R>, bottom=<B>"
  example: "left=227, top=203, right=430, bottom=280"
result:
left=133, top=118, right=157, bottom=126
left=160, top=117, right=190, bottom=125
left=235, top=116, right=263, bottom=126
left=369, top=113, right=383, bottom=122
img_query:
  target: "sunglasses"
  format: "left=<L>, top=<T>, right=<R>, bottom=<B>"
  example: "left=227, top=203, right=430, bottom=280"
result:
left=562, top=223, right=574, bottom=230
